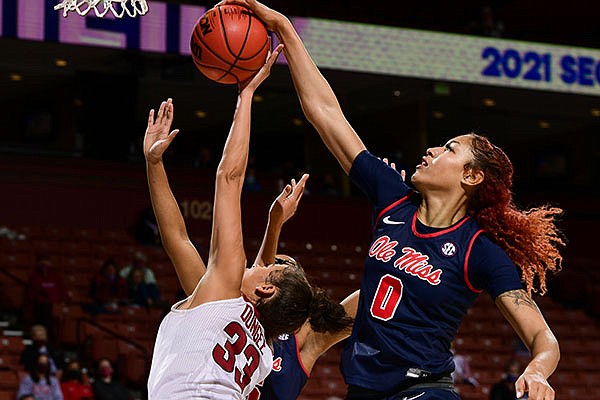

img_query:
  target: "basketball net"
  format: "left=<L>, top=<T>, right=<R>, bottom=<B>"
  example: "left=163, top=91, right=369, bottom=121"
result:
left=54, top=0, right=149, bottom=18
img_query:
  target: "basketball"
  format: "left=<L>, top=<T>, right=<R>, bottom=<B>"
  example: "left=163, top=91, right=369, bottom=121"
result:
left=190, top=4, right=270, bottom=85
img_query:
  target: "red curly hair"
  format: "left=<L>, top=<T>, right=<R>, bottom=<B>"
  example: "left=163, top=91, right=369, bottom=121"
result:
left=465, top=134, right=565, bottom=295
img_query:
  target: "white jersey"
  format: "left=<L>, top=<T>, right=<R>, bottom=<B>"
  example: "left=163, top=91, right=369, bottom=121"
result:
left=148, top=296, right=273, bottom=400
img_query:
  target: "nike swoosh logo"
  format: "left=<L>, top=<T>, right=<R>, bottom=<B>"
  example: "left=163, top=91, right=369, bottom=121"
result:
left=403, top=392, right=426, bottom=400
left=383, top=216, right=405, bottom=225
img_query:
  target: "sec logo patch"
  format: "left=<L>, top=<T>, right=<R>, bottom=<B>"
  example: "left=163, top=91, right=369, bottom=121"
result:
left=440, top=242, right=456, bottom=257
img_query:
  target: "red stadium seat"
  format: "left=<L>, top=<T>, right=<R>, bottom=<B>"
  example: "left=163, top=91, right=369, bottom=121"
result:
left=278, top=239, right=309, bottom=255
left=53, top=304, right=89, bottom=345
left=0, top=370, right=18, bottom=390
left=0, top=354, right=19, bottom=369
left=550, top=371, right=578, bottom=386
left=561, top=385, right=591, bottom=398
left=71, top=227, right=104, bottom=242
left=122, top=353, right=149, bottom=385
left=117, top=323, right=155, bottom=341
left=456, top=384, right=486, bottom=400
left=0, top=390, right=16, bottom=400
left=0, top=337, right=25, bottom=356
left=90, top=336, right=119, bottom=364
left=0, top=279, right=25, bottom=310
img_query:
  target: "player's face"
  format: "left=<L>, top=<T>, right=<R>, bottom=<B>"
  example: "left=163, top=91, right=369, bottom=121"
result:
left=411, top=134, right=474, bottom=192
left=241, top=262, right=288, bottom=303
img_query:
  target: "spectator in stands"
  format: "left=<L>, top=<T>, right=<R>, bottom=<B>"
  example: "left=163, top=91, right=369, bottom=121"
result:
left=20, top=324, right=63, bottom=375
left=466, top=5, right=505, bottom=38
left=26, top=254, right=69, bottom=331
left=127, top=266, right=161, bottom=308
left=489, top=359, right=522, bottom=400
left=18, top=395, right=35, bottom=400
left=89, top=259, right=128, bottom=314
left=242, top=167, right=262, bottom=192
left=91, top=358, right=130, bottom=400
left=192, top=146, right=215, bottom=169
left=60, top=360, right=94, bottom=400
left=450, top=342, right=479, bottom=387
left=133, top=206, right=161, bottom=246
left=119, top=252, right=157, bottom=286
left=318, top=172, right=341, bottom=197
left=17, top=353, right=63, bottom=400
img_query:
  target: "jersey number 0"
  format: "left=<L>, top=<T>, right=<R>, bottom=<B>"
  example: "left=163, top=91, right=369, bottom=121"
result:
left=370, top=274, right=404, bottom=321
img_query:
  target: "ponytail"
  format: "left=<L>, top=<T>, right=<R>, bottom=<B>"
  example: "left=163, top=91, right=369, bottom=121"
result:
left=308, top=287, right=354, bottom=333
left=466, top=134, right=566, bottom=294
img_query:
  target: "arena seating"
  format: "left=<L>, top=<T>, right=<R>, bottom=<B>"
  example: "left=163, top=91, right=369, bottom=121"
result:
left=1, top=224, right=599, bottom=399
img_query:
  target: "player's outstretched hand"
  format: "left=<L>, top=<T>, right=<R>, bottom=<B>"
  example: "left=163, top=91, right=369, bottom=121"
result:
left=216, top=0, right=285, bottom=31
left=239, top=43, right=284, bottom=93
left=515, top=372, right=555, bottom=400
left=144, top=98, right=179, bottom=164
left=269, top=173, right=309, bottom=226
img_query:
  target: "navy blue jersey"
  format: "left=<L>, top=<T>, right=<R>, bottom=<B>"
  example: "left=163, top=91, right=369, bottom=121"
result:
left=341, top=151, right=522, bottom=392
left=249, top=334, right=309, bottom=400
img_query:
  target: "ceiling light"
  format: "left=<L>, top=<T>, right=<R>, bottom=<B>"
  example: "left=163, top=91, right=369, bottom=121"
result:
left=194, top=110, right=207, bottom=118
left=538, top=120, right=550, bottom=129
left=432, top=111, right=444, bottom=119
left=591, top=108, right=600, bottom=117
left=292, top=118, right=304, bottom=127
left=483, top=98, right=496, bottom=107
left=253, top=95, right=264, bottom=103
left=55, top=59, right=67, bottom=67
left=393, top=90, right=401, bottom=97
left=9, top=73, right=22, bottom=81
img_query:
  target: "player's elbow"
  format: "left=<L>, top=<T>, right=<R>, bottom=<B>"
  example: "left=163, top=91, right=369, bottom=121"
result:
left=550, top=332, right=560, bottom=361
left=303, top=103, right=341, bottom=129
left=216, top=164, right=245, bottom=184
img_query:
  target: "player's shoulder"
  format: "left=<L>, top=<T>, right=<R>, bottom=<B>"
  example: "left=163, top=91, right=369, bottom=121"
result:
left=473, top=231, right=502, bottom=250
left=470, top=231, right=513, bottom=266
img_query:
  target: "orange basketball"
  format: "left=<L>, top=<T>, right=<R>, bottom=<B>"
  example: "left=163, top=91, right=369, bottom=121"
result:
left=190, top=4, right=270, bottom=85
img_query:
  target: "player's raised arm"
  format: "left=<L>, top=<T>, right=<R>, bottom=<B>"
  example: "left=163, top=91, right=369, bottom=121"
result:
left=218, top=0, right=366, bottom=174
left=189, top=45, right=285, bottom=305
left=144, top=98, right=206, bottom=296
left=495, top=290, right=559, bottom=400
left=254, top=174, right=309, bottom=267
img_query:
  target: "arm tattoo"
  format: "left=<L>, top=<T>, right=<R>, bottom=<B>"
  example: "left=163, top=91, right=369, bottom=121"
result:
left=498, top=289, right=541, bottom=313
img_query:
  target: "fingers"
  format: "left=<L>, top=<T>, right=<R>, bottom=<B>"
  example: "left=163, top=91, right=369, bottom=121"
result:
left=165, top=98, right=174, bottom=123
left=515, top=377, right=526, bottom=399
left=297, top=173, right=309, bottom=185
left=152, top=98, right=174, bottom=128
left=291, top=174, right=309, bottom=200
left=276, top=184, right=292, bottom=200
left=168, top=129, right=180, bottom=140
left=265, top=43, right=284, bottom=68
left=157, top=100, right=167, bottom=123
left=147, top=109, right=155, bottom=126
left=281, top=174, right=309, bottom=200
left=239, top=44, right=284, bottom=90
left=523, top=382, right=554, bottom=400
left=217, top=0, right=245, bottom=6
